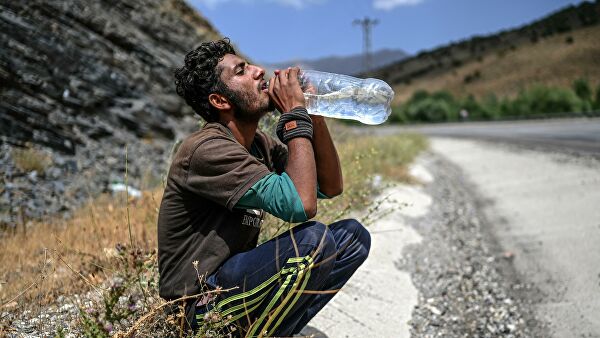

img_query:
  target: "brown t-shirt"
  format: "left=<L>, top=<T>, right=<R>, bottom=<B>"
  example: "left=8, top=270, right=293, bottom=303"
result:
left=157, top=122, right=283, bottom=301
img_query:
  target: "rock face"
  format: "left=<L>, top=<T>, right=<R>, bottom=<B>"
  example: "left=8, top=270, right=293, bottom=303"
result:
left=0, top=0, right=223, bottom=227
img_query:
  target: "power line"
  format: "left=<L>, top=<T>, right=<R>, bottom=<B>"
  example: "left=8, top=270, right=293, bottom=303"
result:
left=353, top=17, right=378, bottom=73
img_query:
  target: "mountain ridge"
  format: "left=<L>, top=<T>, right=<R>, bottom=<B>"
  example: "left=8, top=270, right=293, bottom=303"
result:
left=262, top=48, right=409, bottom=75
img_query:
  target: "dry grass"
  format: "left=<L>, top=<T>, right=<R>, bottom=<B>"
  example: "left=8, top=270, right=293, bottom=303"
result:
left=393, top=25, right=600, bottom=103
left=11, top=146, right=52, bottom=174
left=0, top=190, right=162, bottom=308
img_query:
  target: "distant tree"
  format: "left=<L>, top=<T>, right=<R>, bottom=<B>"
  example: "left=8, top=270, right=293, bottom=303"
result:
left=512, top=85, right=584, bottom=116
left=411, top=89, right=430, bottom=102
left=460, top=95, right=483, bottom=120
left=481, top=93, right=502, bottom=119
left=530, top=31, right=539, bottom=44
left=431, top=90, right=455, bottom=103
left=392, top=82, right=596, bottom=125
left=577, top=2, right=599, bottom=26
left=573, top=78, right=592, bottom=101
left=463, top=70, right=481, bottom=83
left=595, top=83, right=600, bottom=109
left=406, top=97, right=453, bottom=122
left=389, top=105, right=408, bottom=123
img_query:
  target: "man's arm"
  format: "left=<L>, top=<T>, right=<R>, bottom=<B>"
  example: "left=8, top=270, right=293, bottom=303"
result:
left=311, top=116, right=343, bottom=197
left=286, top=137, right=317, bottom=218
left=268, top=67, right=317, bottom=218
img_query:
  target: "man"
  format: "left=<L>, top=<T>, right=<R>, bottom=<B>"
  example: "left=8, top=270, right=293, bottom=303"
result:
left=157, top=38, right=370, bottom=337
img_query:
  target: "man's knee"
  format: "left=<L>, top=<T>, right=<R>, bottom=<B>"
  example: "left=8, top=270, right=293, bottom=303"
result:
left=351, top=218, right=371, bottom=260
left=338, top=218, right=371, bottom=262
left=291, top=221, right=336, bottom=261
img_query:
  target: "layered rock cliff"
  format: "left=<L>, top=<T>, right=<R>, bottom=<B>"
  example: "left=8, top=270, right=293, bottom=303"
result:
left=0, top=0, right=223, bottom=226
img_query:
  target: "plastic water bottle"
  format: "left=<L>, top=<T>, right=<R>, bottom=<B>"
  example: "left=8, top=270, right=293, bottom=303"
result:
left=298, top=70, right=395, bottom=125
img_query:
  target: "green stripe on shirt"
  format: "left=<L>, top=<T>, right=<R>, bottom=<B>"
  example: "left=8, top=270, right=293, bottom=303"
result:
left=235, top=171, right=333, bottom=223
left=235, top=172, right=307, bottom=223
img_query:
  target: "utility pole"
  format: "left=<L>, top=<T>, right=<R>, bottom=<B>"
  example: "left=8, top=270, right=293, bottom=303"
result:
left=353, top=17, right=378, bottom=73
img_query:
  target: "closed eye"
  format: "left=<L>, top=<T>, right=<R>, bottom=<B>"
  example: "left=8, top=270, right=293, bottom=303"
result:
left=235, top=62, right=247, bottom=75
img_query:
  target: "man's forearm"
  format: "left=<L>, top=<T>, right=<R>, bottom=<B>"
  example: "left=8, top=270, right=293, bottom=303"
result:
left=312, top=117, right=343, bottom=197
left=286, top=137, right=317, bottom=218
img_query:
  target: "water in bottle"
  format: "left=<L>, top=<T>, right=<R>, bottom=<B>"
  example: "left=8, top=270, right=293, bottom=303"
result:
left=299, top=70, right=395, bottom=125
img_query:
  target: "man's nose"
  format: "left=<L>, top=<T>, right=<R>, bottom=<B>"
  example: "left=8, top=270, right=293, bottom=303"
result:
left=253, top=65, right=265, bottom=79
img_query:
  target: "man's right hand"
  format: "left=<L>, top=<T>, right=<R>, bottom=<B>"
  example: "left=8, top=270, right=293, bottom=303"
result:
left=268, top=67, right=306, bottom=113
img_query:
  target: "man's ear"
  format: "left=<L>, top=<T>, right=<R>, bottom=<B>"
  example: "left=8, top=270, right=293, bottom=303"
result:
left=208, top=93, right=231, bottom=111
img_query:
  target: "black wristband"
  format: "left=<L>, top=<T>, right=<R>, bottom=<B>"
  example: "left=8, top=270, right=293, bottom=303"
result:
left=276, top=107, right=313, bottom=144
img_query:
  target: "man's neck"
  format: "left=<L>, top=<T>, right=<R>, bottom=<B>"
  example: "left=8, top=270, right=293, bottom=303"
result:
left=223, top=119, right=259, bottom=150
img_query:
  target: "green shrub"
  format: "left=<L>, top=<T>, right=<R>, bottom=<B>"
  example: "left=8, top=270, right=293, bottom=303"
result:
left=389, top=105, right=408, bottom=123
left=430, top=90, right=455, bottom=103
left=392, top=83, right=594, bottom=124
left=595, top=83, right=600, bottom=109
left=398, top=90, right=460, bottom=122
left=455, top=94, right=504, bottom=121
left=481, top=93, right=503, bottom=120
left=573, top=78, right=592, bottom=101
left=512, top=85, right=585, bottom=116
left=411, top=89, right=430, bottom=102
left=406, top=97, right=454, bottom=122
left=459, top=95, right=484, bottom=120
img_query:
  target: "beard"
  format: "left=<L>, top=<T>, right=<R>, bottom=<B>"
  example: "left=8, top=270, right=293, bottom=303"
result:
left=221, top=85, right=273, bottom=122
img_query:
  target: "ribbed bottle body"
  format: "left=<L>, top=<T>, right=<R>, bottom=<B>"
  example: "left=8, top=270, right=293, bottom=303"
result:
left=299, top=70, right=394, bottom=125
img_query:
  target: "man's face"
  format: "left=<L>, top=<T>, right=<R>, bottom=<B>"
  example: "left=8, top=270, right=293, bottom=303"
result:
left=216, top=54, right=272, bottom=121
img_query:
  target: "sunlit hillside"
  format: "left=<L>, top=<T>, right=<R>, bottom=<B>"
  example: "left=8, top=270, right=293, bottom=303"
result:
left=392, top=24, right=600, bottom=103
left=366, top=0, right=600, bottom=103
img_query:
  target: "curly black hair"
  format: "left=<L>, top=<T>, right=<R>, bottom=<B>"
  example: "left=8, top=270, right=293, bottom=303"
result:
left=174, top=38, right=236, bottom=122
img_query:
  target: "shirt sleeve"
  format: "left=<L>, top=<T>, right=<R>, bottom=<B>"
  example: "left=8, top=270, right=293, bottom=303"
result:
left=235, top=172, right=308, bottom=223
left=317, top=185, right=331, bottom=199
left=184, top=137, right=271, bottom=210
left=260, top=132, right=333, bottom=200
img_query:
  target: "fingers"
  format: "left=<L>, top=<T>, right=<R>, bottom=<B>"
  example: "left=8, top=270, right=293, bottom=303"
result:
left=278, top=67, right=301, bottom=91
left=269, top=67, right=305, bottom=113
left=268, top=70, right=277, bottom=95
left=268, top=70, right=282, bottom=112
left=288, top=67, right=300, bottom=85
left=279, top=67, right=290, bottom=87
left=297, top=69, right=312, bottom=92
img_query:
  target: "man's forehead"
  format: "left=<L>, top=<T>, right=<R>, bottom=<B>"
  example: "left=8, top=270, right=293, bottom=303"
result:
left=219, top=54, right=244, bottom=73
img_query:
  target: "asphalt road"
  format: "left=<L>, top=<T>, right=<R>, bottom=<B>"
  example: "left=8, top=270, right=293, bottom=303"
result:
left=360, top=117, right=600, bottom=158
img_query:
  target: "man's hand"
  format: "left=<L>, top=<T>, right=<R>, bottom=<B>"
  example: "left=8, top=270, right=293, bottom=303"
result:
left=268, top=67, right=305, bottom=113
left=301, top=82, right=325, bottom=122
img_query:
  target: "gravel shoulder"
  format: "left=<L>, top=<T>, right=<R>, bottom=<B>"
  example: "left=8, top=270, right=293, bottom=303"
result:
left=400, top=154, right=543, bottom=337
left=310, top=147, right=545, bottom=337
left=431, top=137, right=600, bottom=337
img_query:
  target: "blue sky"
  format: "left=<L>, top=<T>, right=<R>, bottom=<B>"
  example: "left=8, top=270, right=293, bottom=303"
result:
left=188, top=0, right=585, bottom=64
